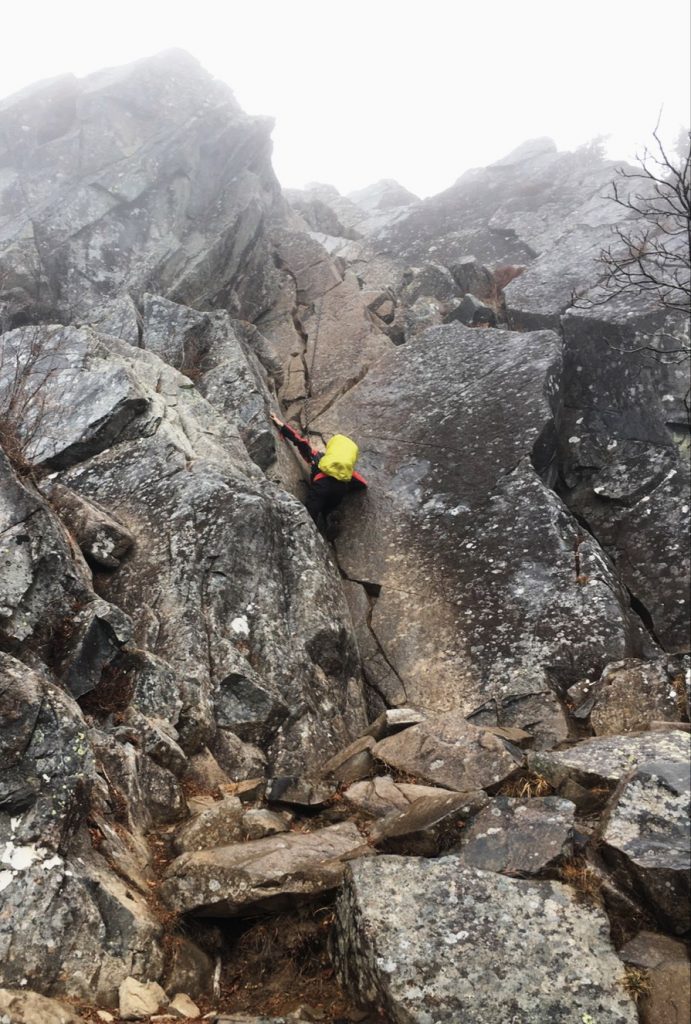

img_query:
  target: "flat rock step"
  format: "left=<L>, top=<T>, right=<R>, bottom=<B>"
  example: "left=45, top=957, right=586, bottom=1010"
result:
left=160, top=822, right=368, bottom=916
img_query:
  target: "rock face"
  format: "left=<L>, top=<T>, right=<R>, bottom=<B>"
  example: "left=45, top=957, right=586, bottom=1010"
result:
left=0, top=50, right=283, bottom=329
left=0, top=50, right=689, bottom=1024
left=600, top=760, right=690, bottom=933
left=319, top=323, right=650, bottom=742
left=334, top=856, right=638, bottom=1023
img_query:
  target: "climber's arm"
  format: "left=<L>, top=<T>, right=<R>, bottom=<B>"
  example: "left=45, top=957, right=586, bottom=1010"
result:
left=270, top=414, right=319, bottom=466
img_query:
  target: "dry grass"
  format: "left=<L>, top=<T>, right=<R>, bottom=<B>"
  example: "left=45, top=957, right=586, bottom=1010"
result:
left=220, top=905, right=360, bottom=1021
left=558, top=856, right=603, bottom=905
left=622, top=965, right=651, bottom=1002
left=500, top=772, right=554, bottom=798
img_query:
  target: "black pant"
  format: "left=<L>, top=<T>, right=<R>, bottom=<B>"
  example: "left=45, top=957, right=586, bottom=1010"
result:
left=305, top=476, right=349, bottom=533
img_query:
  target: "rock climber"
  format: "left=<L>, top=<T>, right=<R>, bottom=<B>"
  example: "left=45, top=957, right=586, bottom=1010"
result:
left=270, top=413, right=367, bottom=534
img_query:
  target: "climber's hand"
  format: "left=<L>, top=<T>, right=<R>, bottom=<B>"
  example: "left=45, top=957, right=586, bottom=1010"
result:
left=270, top=412, right=284, bottom=429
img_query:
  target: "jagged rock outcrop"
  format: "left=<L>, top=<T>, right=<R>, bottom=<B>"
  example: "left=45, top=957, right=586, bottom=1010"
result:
left=0, top=49, right=689, bottom=1024
left=0, top=50, right=283, bottom=331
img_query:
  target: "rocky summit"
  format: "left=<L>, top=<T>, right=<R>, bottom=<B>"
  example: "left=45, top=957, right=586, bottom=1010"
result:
left=0, top=49, right=689, bottom=1024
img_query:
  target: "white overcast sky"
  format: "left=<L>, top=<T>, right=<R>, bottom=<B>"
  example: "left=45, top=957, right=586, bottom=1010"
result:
left=2, top=0, right=689, bottom=198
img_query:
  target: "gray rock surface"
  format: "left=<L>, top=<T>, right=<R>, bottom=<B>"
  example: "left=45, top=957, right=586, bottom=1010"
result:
left=557, top=295, right=690, bottom=653
left=638, top=961, right=691, bottom=1024
left=334, top=856, right=637, bottom=1023
left=456, top=795, right=575, bottom=875
left=45, top=327, right=368, bottom=767
left=367, top=789, right=487, bottom=856
left=533, top=730, right=691, bottom=796
left=0, top=989, right=84, bottom=1024
left=600, top=759, right=690, bottom=932
left=172, top=795, right=245, bottom=853
left=118, top=977, right=168, bottom=1020
left=588, top=658, right=687, bottom=734
left=160, top=822, right=367, bottom=916
left=372, top=712, right=524, bottom=791
left=619, top=930, right=690, bottom=969
left=317, top=323, right=650, bottom=742
left=1, top=52, right=689, bottom=1023
left=0, top=50, right=282, bottom=328
left=342, top=775, right=479, bottom=819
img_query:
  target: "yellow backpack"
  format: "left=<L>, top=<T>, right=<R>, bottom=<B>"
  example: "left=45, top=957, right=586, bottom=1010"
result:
left=318, top=434, right=359, bottom=482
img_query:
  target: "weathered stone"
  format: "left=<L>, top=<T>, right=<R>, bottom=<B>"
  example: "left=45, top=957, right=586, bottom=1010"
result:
left=241, top=808, right=292, bottom=840
left=342, top=775, right=472, bottom=819
left=0, top=447, right=95, bottom=660
left=53, top=334, right=368, bottom=769
left=265, top=776, right=337, bottom=808
left=0, top=847, right=166, bottom=1004
left=600, top=759, right=690, bottom=933
left=172, top=795, right=245, bottom=854
left=481, top=724, right=533, bottom=747
left=0, top=989, right=83, bottom=1024
left=298, top=269, right=393, bottom=420
left=160, top=822, right=367, bottom=916
left=589, top=658, right=687, bottom=735
left=44, top=480, right=135, bottom=568
left=446, top=292, right=497, bottom=326
left=320, top=736, right=375, bottom=784
left=557, top=295, right=690, bottom=652
left=168, top=993, right=201, bottom=1019
left=619, top=930, right=690, bottom=969
left=0, top=50, right=282, bottom=327
left=0, top=654, right=93, bottom=848
left=638, top=961, right=691, bottom=1024
left=532, top=730, right=691, bottom=801
left=0, top=326, right=150, bottom=470
left=118, top=977, right=168, bottom=1020
left=363, top=708, right=424, bottom=741
left=138, top=755, right=186, bottom=825
left=140, top=296, right=278, bottom=469
left=210, top=730, right=268, bottom=782
left=117, top=710, right=187, bottom=776
left=182, top=749, right=234, bottom=797
left=400, top=263, right=458, bottom=306
left=221, top=778, right=266, bottom=803
left=367, top=789, right=487, bottom=856
left=449, top=257, right=494, bottom=298
left=334, top=856, right=637, bottom=1023
left=456, top=795, right=575, bottom=875
left=373, top=712, right=524, bottom=791
left=161, top=936, right=215, bottom=1002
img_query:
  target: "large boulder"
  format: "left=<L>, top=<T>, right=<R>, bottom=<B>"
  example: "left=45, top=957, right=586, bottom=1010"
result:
left=372, top=712, right=524, bottom=791
left=532, top=730, right=691, bottom=809
left=334, top=856, right=638, bottom=1023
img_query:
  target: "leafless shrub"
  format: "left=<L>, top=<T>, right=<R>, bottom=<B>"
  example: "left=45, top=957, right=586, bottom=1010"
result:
left=0, top=325, right=76, bottom=475
left=598, top=126, right=690, bottom=315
